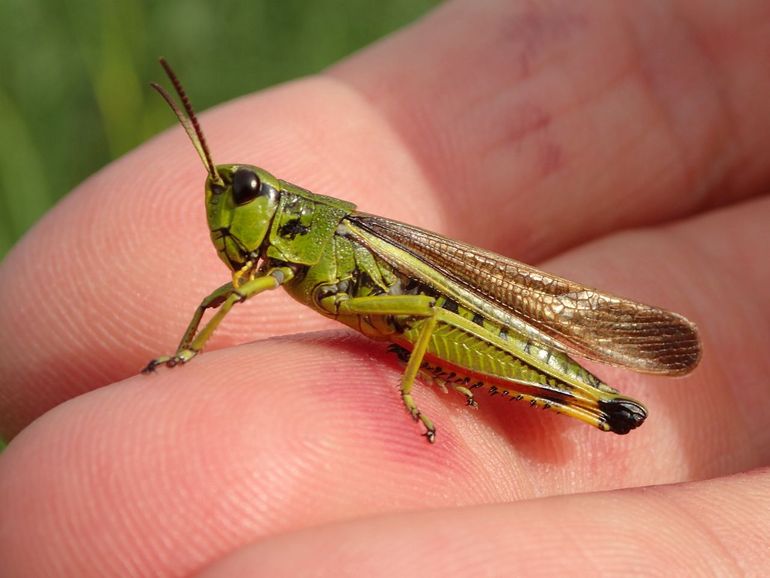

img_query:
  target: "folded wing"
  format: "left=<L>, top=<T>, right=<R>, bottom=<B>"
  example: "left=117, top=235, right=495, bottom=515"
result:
left=349, top=214, right=701, bottom=376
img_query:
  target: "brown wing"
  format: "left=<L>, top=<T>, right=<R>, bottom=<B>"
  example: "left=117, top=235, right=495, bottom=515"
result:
left=348, top=213, right=701, bottom=376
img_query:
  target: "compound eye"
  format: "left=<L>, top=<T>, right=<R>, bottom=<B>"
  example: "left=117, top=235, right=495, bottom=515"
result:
left=232, top=168, right=261, bottom=205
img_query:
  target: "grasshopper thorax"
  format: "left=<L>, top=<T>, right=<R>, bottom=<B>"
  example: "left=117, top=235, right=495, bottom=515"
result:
left=206, top=164, right=281, bottom=270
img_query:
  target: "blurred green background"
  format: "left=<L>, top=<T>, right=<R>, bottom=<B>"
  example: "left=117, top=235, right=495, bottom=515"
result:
left=0, top=0, right=440, bottom=260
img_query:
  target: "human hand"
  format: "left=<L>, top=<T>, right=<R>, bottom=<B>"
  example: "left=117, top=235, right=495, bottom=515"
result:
left=1, top=1, right=769, bottom=576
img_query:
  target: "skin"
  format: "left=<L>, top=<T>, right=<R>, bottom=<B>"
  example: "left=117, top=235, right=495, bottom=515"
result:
left=1, top=0, right=769, bottom=576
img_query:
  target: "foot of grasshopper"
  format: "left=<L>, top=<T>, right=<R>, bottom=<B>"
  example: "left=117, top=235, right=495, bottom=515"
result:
left=141, top=348, right=198, bottom=373
left=401, top=391, right=437, bottom=443
left=453, top=385, right=479, bottom=408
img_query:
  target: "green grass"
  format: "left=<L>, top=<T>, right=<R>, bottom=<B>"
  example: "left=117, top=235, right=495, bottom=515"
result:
left=0, top=0, right=440, bottom=258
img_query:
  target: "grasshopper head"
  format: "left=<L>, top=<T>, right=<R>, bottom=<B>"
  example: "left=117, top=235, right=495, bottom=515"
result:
left=206, top=164, right=281, bottom=270
left=151, top=59, right=282, bottom=271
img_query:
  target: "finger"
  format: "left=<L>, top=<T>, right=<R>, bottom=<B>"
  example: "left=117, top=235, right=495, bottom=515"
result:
left=1, top=334, right=767, bottom=578
left=2, top=182, right=768, bottom=574
left=332, top=0, right=770, bottom=256
left=198, top=469, right=770, bottom=578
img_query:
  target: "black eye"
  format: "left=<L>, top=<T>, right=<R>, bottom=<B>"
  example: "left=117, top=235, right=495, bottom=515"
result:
left=232, top=168, right=261, bottom=205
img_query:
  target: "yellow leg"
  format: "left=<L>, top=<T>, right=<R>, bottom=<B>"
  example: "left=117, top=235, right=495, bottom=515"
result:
left=143, top=267, right=294, bottom=372
left=399, top=314, right=439, bottom=442
left=335, top=294, right=440, bottom=442
left=176, top=282, right=234, bottom=352
left=452, top=384, right=478, bottom=408
left=416, top=363, right=478, bottom=409
left=334, top=294, right=435, bottom=316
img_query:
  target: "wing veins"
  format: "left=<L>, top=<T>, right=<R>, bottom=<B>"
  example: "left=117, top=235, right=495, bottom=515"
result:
left=347, top=213, right=701, bottom=375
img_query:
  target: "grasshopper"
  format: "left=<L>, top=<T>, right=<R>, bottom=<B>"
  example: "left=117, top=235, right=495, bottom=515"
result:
left=144, top=59, right=702, bottom=442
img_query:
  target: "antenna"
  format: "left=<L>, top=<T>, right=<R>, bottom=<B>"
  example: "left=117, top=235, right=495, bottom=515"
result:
left=151, top=58, right=223, bottom=186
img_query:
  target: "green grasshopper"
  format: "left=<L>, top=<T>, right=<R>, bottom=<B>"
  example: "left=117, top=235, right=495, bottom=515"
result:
left=144, top=59, right=702, bottom=442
